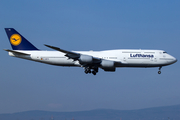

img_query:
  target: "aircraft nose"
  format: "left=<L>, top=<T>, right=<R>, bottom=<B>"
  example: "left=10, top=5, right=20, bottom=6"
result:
left=171, top=56, right=177, bottom=64
left=173, top=58, right=177, bottom=63
left=167, top=54, right=177, bottom=64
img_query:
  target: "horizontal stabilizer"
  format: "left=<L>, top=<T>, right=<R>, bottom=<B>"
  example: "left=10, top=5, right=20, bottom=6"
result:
left=4, top=49, right=30, bottom=55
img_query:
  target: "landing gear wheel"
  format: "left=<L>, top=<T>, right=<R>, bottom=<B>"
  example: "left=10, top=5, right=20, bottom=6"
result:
left=92, top=71, right=97, bottom=75
left=158, top=66, right=162, bottom=74
left=85, top=70, right=88, bottom=74
left=85, top=68, right=90, bottom=74
left=88, top=70, right=91, bottom=73
left=84, top=66, right=98, bottom=75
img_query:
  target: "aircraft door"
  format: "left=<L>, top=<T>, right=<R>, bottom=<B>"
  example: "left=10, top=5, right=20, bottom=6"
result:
left=123, top=56, right=126, bottom=62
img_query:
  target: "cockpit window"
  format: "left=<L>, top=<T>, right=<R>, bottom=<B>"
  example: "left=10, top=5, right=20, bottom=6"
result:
left=163, top=51, right=167, bottom=54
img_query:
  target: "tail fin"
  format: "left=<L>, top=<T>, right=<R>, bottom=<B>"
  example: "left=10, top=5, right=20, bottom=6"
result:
left=5, top=28, right=39, bottom=50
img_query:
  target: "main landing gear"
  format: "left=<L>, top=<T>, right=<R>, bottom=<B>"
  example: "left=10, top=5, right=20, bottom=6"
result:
left=158, top=66, right=162, bottom=74
left=84, top=67, right=98, bottom=75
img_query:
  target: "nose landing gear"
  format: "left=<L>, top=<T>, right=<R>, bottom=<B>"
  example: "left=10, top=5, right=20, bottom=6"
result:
left=158, top=66, right=162, bottom=74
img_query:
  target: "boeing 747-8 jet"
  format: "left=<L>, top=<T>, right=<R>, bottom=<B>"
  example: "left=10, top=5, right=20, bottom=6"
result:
left=4, top=28, right=177, bottom=75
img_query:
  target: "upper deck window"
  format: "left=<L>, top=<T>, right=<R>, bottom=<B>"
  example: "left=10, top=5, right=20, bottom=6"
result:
left=163, top=51, right=167, bottom=54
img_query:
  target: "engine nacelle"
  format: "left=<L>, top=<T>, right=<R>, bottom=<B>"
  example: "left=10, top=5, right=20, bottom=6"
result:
left=101, top=60, right=115, bottom=71
left=79, top=55, right=93, bottom=63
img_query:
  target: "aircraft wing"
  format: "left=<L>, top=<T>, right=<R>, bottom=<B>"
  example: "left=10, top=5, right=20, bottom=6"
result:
left=44, top=44, right=101, bottom=63
left=45, top=44, right=120, bottom=75
left=44, top=44, right=81, bottom=60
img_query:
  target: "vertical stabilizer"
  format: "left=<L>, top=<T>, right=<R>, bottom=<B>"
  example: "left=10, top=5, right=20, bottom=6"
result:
left=5, top=28, right=39, bottom=50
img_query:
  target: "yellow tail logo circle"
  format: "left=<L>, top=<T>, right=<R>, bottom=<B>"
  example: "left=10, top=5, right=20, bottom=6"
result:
left=10, top=34, right=22, bottom=46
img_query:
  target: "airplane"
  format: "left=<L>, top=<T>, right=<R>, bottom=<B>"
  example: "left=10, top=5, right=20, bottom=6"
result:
left=4, top=28, right=177, bottom=75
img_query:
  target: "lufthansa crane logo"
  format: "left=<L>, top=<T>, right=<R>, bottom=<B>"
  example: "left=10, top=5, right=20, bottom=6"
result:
left=10, top=34, right=22, bottom=46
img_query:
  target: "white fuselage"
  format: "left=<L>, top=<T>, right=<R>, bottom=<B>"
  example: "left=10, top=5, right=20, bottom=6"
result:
left=8, top=49, right=177, bottom=68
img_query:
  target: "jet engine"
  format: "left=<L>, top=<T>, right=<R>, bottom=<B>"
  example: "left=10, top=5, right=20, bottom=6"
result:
left=101, top=60, right=115, bottom=71
left=79, top=55, right=93, bottom=63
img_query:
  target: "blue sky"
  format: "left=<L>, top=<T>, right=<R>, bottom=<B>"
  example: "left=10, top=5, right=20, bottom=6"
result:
left=0, top=0, right=180, bottom=113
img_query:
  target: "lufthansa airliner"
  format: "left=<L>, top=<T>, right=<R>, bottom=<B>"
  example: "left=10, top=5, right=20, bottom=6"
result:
left=4, top=28, right=177, bottom=75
